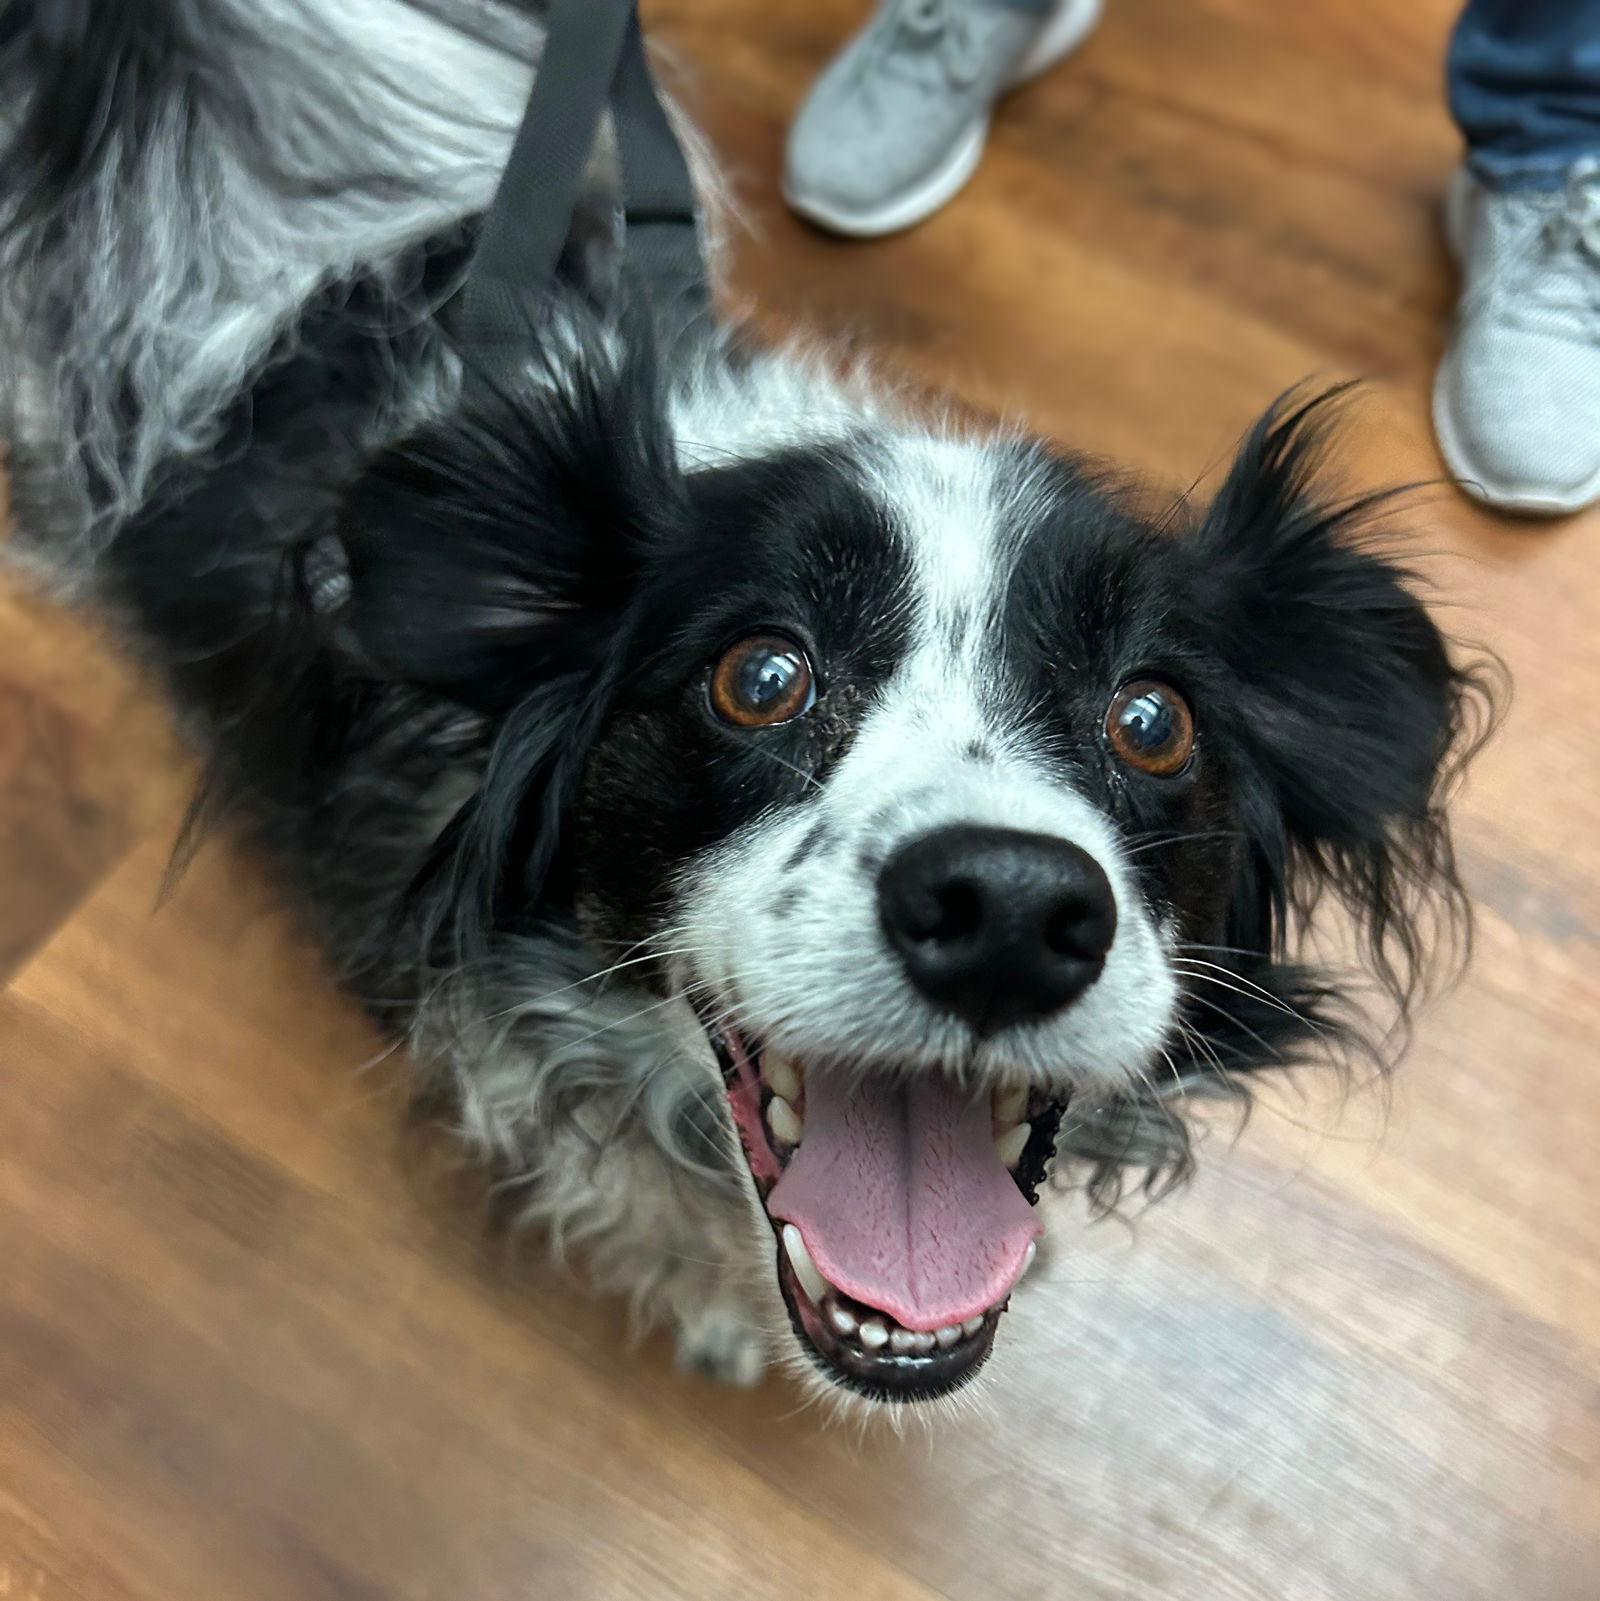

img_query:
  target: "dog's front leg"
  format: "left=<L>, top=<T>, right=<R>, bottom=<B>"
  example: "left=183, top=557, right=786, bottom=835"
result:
left=511, top=1104, right=773, bottom=1386
left=430, top=1001, right=774, bottom=1386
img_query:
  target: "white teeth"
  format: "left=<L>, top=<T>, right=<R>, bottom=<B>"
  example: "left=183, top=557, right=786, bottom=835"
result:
left=765, top=1053, right=802, bottom=1105
left=781, top=1224, right=829, bottom=1305
left=1022, top=1240, right=1038, bottom=1275
left=822, top=1303, right=977, bottom=1355
left=992, top=1083, right=1028, bottom=1126
left=767, top=1095, right=803, bottom=1146
left=994, top=1122, right=1030, bottom=1168
left=858, top=1318, right=890, bottom=1350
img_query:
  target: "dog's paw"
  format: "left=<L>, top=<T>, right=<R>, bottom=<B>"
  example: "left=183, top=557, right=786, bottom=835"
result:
left=674, top=1304, right=767, bottom=1388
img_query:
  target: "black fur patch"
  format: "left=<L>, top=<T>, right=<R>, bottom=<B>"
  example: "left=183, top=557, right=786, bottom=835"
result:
left=785, top=821, right=831, bottom=872
left=569, top=440, right=914, bottom=950
left=769, top=887, right=802, bottom=920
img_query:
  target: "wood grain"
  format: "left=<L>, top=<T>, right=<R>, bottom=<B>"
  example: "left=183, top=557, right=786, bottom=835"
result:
left=0, top=578, right=186, bottom=982
left=3, top=1, right=1598, bottom=1597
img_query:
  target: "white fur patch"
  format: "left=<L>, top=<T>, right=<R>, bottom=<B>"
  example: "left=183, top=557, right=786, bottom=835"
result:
left=668, top=342, right=892, bottom=471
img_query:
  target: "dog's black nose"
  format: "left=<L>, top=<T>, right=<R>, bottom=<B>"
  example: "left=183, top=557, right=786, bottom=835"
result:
left=877, top=825, right=1118, bottom=1035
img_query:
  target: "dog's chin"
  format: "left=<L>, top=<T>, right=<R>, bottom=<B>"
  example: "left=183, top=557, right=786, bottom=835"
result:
left=696, top=1008, right=1065, bottom=1404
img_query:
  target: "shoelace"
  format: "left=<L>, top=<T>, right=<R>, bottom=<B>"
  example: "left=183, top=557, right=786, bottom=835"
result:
left=859, top=0, right=982, bottom=88
left=1545, top=158, right=1600, bottom=264
left=1476, top=159, right=1600, bottom=327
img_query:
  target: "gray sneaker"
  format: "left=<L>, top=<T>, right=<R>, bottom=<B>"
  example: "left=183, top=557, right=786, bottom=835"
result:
left=1434, top=162, right=1600, bottom=516
left=784, top=0, right=1102, bottom=238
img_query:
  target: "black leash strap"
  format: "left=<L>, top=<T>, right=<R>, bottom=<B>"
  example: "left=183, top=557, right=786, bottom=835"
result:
left=456, top=0, right=709, bottom=368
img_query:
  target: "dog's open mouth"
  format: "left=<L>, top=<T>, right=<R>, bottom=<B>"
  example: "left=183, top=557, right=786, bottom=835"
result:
left=705, top=1020, right=1064, bottom=1402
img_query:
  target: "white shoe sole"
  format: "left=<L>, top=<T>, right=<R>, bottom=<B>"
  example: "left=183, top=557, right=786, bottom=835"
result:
left=784, top=0, right=1105, bottom=239
left=1433, top=166, right=1600, bottom=517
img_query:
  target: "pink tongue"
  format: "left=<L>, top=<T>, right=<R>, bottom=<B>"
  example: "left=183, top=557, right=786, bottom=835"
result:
left=767, top=1063, right=1041, bottom=1332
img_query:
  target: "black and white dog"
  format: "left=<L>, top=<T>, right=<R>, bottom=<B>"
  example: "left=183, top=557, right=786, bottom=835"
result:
left=0, top=0, right=1487, bottom=1408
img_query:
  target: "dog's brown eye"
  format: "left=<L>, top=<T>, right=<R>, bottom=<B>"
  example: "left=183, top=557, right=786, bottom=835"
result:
left=1105, top=679, right=1195, bottom=775
left=709, top=633, right=816, bottom=728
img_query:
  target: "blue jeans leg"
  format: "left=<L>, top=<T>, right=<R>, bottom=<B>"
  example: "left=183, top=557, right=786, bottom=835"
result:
left=1450, top=0, right=1600, bottom=191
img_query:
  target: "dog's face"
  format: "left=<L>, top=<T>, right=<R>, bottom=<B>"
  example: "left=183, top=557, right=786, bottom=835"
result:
left=345, top=346, right=1472, bottom=1405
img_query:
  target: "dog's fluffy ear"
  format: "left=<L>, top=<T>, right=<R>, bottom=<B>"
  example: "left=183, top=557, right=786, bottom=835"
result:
left=1190, top=390, right=1493, bottom=996
left=337, top=333, right=685, bottom=952
left=341, top=337, right=682, bottom=712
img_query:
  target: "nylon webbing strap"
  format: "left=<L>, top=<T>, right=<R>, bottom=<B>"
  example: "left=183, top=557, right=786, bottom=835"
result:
left=455, top=0, right=709, bottom=370
left=609, top=8, right=708, bottom=319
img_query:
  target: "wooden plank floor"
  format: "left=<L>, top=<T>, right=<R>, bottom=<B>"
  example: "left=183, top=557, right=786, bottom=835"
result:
left=3, top=2, right=1598, bottom=1596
